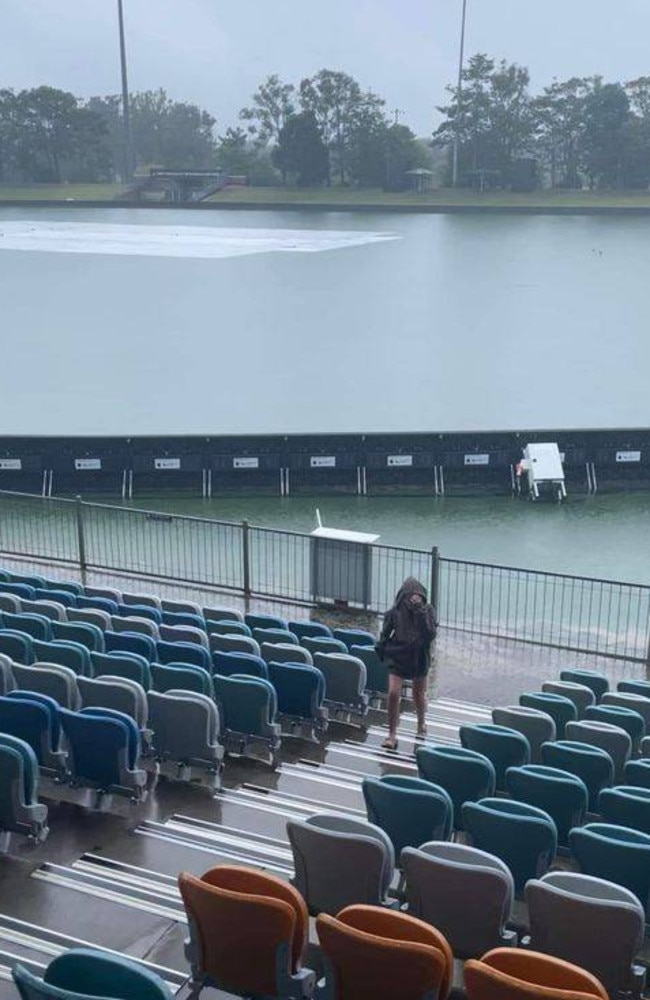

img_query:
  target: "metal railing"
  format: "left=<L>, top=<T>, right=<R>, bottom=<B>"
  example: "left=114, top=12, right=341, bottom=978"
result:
left=0, top=490, right=649, bottom=663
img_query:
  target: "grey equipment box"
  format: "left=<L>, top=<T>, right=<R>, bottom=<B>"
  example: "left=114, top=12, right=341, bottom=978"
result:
left=310, top=520, right=379, bottom=607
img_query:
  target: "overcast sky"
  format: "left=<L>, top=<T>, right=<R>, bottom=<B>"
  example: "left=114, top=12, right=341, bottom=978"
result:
left=4, top=0, right=650, bottom=136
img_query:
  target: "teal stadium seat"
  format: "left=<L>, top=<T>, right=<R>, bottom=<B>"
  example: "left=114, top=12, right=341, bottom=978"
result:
left=332, top=628, right=375, bottom=650
left=288, top=620, right=332, bottom=641
left=13, top=947, right=173, bottom=1000
left=0, top=733, right=48, bottom=843
left=542, top=739, right=614, bottom=811
left=560, top=670, right=609, bottom=702
left=0, top=613, right=52, bottom=642
left=416, top=745, right=496, bottom=833
left=598, top=785, right=650, bottom=835
left=213, top=674, right=281, bottom=764
left=211, top=651, right=268, bottom=679
left=151, top=662, right=213, bottom=697
left=33, top=640, right=91, bottom=676
left=570, top=823, right=650, bottom=915
left=91, top=651, right=151, bottom=689
left=505, top=764, right=588, bottom=848
left=59, top=708, right=146, bottom=801
left=52, top=620, right=105, bottom=653
left=363, top=774, right=453, bottom=857
left=520, top=692, right=577, bottom=739
left=460, top=723, right=530, bottom=791
left=267, top=661, right=328, bottom=737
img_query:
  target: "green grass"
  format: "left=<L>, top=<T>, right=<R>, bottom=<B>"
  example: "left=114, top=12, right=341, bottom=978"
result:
left=0, top=183, right=126, bottom=201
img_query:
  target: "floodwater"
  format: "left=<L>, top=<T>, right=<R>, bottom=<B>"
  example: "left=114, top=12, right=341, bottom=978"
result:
left=0, top=206, right=649, bottom=436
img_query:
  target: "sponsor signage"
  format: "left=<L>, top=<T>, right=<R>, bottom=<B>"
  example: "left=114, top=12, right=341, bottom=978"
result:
left=154, top=458, right=181, bottom=470
left=387, top=455, right=413, bottom=467
left=75, top=458, right=101, bottom=471
left=310, top=456, right=336, bottom=468
left=233, top=457, right=259, bottom=469
left=0, top=459, right=21, bottom=470
left=464, top=454, right=490, bottom=466
left=616, top=451, right=641, bottom=463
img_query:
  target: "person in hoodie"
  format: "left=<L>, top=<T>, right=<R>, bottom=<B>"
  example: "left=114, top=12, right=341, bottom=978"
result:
left=376, top=576, right=436, bottom=750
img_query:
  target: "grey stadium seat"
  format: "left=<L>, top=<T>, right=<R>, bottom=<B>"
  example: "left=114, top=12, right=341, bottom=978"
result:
left=148, top=689, right=224, bottom=782
left=492, top=706, right=556, bottom=765
left=11, top=662, right=81, bottom=711
left=78, top=675, right=148, bottom=730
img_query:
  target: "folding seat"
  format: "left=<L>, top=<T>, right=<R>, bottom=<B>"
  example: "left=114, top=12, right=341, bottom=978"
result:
left=205, top=619, right=251, bottom=637
left=158, top=623, right=208, bottom=650
left=268, top=661, right=328, bottom=738
left=313, top=652, right=369, bottom=720
left=178, top=865, right=314, bottom=1000
left=105, top=631, right=156, bottom=661
left=0, top=692, right=66, bottom=775
left=0, top=583, right=36, bottom=601
left=642, top=735, right=650, bottom=756
left=599, top=785, right=650, bottom=835
left=252, top=627, right=299, bottom=649
left=560, top=670, right=609, bottom=703
left=569, top=824, right=650, bottom=915
left=78, top=676, right=148, bottom=731
left=416, top=745, right=496, bottom=833
left=585, top=704, right=644, bottom=756
left=156, top=640, right=211, bottom=672
left=203, top=605, right=243, bottom=623
left=67, top=607, right=112, bottom=632
left=332, top=627, right=375, bottom=650
left=288, top=619, right=332, bottom=641
left=161, top=597, right=202, bottom=616
left=34, top=639, right=92, bottom=677
left=542, top=681, right=596, bottom=719
left=618, top=679, right=650, bottom=699
left=316, top=905, right=453, bottom=1000
left=12, top=947, right=174, bottom=1000
left=244, top=612, right=287, bottom=631
left=625, top=757, right=650, bottom=788
left=260, top=641, right=312, bottom=666
left=0, top=613, right=52, bottom=642
left=0, top=630, right=34, bottom=664
left=464, top=948, right=608, bottom=1000
left=542, top=740, right=614, bottom=811
left=302, top=635, right=348, bottom=657
left=213, top=674, right=281, bottom=765
left=0, top=593, right=22, bottom=613
left=0, top=654, right=15, bottom=695
left=52, top=620, right=105, bottom=653
left=565, top=720, right=631, bottom=783
left=161, top=611, right=205, bottom=630
left=505, top=765, right=588, bottom=848
left=59, top=707, right=147, bottom=802
left=526, top=872, right=646, bottom=1000
left=287, top=814, right=395, bottom=915
left=351, top=645, right=388, bottom=699
left=77, top=596, right=119, bottom=615
left=363, top=775, right=453, bottom=856
left=13, top=663, right=81, bottom=710
left=121, top=591, right=161, bottom=610
left=520, top=692, right=577, bottom=739
left=21, top=599, right=67, bottom=622
left=601, top=691, right=650, bottom=731
left=0, top=733, right=48, bottom=844
left=463, top=798, right=557, bottom=895
left=492, top=706, right=555, bottom=764
left=42, top=578, right=83, bottom=596
left=460, top=724, right=530, bottom=791
left=402, top=841, right=516, bottom=957
left=209, top=633, right=260, bottom=658
left=34, top=588, right=76, bottom=608
left=84, top=586, right=123, bottom=603
left=151, top=662, right=213, bottom=698
left=148, top=690, right=223, bottom=780
left=116, top=603, right=162, bottom=624
left=8, top=573, right=46, bottom=589
left=91, top=651, right=151, bottom=690
left=211, top=650, right=268, bottom=679
left=110, top=615, right=158, bottom=638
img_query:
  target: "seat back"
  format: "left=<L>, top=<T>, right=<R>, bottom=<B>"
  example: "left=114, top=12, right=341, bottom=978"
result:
left=121, top=592, right=161, bottom=610
left=85, top=586, right=123, bottom=602
left=78, top=676, right=148, bottom=729
left=91, top=651, right=151, bottom=690
left=58, top=709, right=139, bottom=791
left=105, top=631, right=156, bottom=661
left=460, top=724, right=530, bottom=790
left=111, top=616, right=158, bottom=638
left=602, top=691, right=650, bottom=729
left=0, top=593, right=21, bottom=613
left=625, top=757, right=650, bottom=789
left=560, top=670, right=609, bottom=702
left=520, top=692, right=577, bottom=739
left=0, top=733, right=47, bottom=837
left=213, top=674, right=278, bottom=740
left=156, top=641, right=211, bottom=671
left=51, top=620, right=104, bottom=653
left=260, top=642, right=312, bottom=666
left=585, top=705, right=645, bottom=755
left=117, top=603, right=162, bottom=624
left=205, top=619, right=251, bottom=638
left=287, top=814, right=394, bottom=915
left=302, top=636, right=348, bottom=657
left=332, top=628, right=375, bottom=650
left=0, top=654, right=15, bottom=695
left=618, top=679, right=650, bottom=699
left=542, top=681, right=596, bottom=719
left=0, top=694, right=59, bottom=766
left=252, top=627, right=298, bottom=647
left=151, top=662, right=213, bottom=697
left=402, top=841, right=515, bottom=958
left=462, top=798, right=557, bottom=894
left=245, top=612, right=288, bottom=631
left=12, top=663, right=80, bottom=710
left=34, top=589, right=76, bottom=608
left=0, top=613, right=52, bottom=642
left=77, top=596, right=119, bottom=615
left=363, top=775, right=453, bottom=855
left=416, top=745, right=496, bottom=832
left=0, top=630, right=34, bottom=665
left=288, top=620, right=332, bottom=641
left=313, top=652, right=367, bottom=708
left=492, top=707, right=555, bottom=764
left=569, top=823, right=650, bottom=915
left=209, top=633, right=261, bottom=658
left=67, top=607, right=113, bottom=631
left=541, top=740, right=614, bottom=811
left=148, top=690, right=221, bottom=765
left=565, top=720, right=631, bottom=783
left=211, top=651, right=268, bottom=679
left=268, top=662, right=325, bottom=721
left=21, top=600, right=67, bottom=623
left=202, top=606, right=243, bottom=623
left=464, top=948, right=609, bottom=1000
left=598, top=785, right=650, bottom=835
left=33, top=640, right=91, bottom=676
left=158, top=624, right=209, bottom=650
left=351, top=645, right=388, bottom=696
left=505, top=765, right=588, bottom=847
left=17, top=947, right=174, bottom=1000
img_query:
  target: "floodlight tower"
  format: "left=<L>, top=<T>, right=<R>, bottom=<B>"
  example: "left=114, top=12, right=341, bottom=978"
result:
left=117, top=0, right=134, bottom=180
left=451, top=0, right=468, bottom=187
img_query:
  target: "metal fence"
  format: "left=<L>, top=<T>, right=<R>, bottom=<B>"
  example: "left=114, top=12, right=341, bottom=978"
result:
left=1, top=490, right=649, bottom=663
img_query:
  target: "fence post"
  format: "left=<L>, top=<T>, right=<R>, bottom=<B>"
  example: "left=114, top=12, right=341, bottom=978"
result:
left=430, top=546, right=440, bottom=621
left=242, top=520, right=251, bottom=602
left=75, top=496, right=88, bottom=585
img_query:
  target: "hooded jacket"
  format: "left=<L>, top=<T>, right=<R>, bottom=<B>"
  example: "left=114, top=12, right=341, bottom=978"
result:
left=376, top=577, right=436, bottom=672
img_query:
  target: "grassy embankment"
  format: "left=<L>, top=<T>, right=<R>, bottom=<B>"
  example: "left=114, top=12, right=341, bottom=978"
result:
left=3, top=183, right=650, bottom=210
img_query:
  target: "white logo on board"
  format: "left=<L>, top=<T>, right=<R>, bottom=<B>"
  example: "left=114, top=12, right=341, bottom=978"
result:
left=154, top=458, right=181, bottom=470
left=311, top=456, right=336, bottom=468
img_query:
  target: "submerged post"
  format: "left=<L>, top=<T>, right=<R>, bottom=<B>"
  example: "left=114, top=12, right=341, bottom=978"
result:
left=75, top=496, right=87, bottom=585
left=430, top=546, right=441, bottom=621
left=242, top=520, right=251, bottom=602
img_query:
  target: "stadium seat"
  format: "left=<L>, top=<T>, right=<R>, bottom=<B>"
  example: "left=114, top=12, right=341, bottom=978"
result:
left=402, top=841, right=516, bottom=957
left=302, top=636, right=348, bottom=657
left=161, top=597, right=202, bottom=616
left=0, top=693, right=65, bottom=775
left=313, top=652, right=369, bottom=720
left=105, top=631, right=156, bottom=661
left=462, top=798, right=557, bottom=895
left=158, top=623, right=208, bottom=650
left=211, top=650, right=268, bottom=679
left=42, top=578, right=83, bottom=596
left=162, top=610, right=207, bottom=629
left=541, top=740, right=614, bottom=811
left=59, top=707, right=147, bottom=801
left=77, top=596, right=119, bottom=616
left=156, top=640, right=211, bottom=672
left=34, top=588, right=76, bottom=608
left=245, top=612, right=287, bottom=631
left=151, top=662, right=213, bottom=697
left=111, top=615, right=158, bottom=638
left=464, top=948, right=608, bottom=1000
left=569, top=823, right=650, bottom=915
left=21, top=599, right=67, bottom=623
left=618, top=679, right=650, bottom=699
left=0, top=593, right=22, bottom=613
left=267, top=661, right=328, bottom=738
left=585, top=704, right=645, bottom=755
left=0, top=733, right=48, bottom=844
left=598, top=785, right=650, bottom=835
left=520, top=692, right=577, bottom=739
left=209, top=633, right=260, bottom=658
left=602, top=691, right=650, bottom=730
left=148, top=690, right=223, bottom=781
left=542, top=681, right=595, bottom=719
left=560, top=670, right=609, bottom=702
left=0, top=613, right=52, bottom=642
left=625, top=757, right=650, bottom=789
left=7, top=573, right=46, bottom=589
left=12, top=662, right=81, bottom=711
left=205, top=619, right=251, bottom=637
left=288, top=619, right=332, bottom=641
left=34, top=639, right=92, bottom=676
left=332, top=628, right=376, bottom=650
left=362, top=775, right=453, bottom=856
left=416, top=745, right=495, bottom=834
left=505, top=765, right=588, bottom=848
left=121, top=592, right=161, bottom=610
left=0, top=630, right=34, bottom=665
left=492, top=706, right=556, bottom=764
left=260, top=641, right=312, bottom=666
left=91, top=651, right=151, bottom=690
left=202, top=605, right=243, bottom=623
left=68, top=607, right=113, bottom=632
left=316, top=905, right=453, bottom=1000
left=287, top=814, right=394, bottom=915
left=116, top=603, right=162, bottom=624
left=0, top=583, right=36, bottom=601
left=252, top=627, right=298, bottom=647
left=78, top=676, right=148, bottom=730
left=526, top=872, right=646, bottom=1000
left=84, top=586, right=123, bottom=603
left=213, top=674, right=281, bottom=764
left=565, top=720, right=631, bottom=783
left=460, top=724, right=530, bottom=791
left=12, top=947, right=173, bottom=1000
left=179, top=865, right=314, bottom=1000
left=52, top=620, right=105, bottom=653
left=0, top=654, right=15, bottom=695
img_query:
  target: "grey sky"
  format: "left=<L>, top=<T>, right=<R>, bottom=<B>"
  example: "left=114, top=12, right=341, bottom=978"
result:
left=4, top=1, right=650, bottom=136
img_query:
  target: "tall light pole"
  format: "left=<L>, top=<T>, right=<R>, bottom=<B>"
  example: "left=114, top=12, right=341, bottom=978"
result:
left=117, top=0, right=134, bottom=180
left=451, top=0, right=468, bottom=187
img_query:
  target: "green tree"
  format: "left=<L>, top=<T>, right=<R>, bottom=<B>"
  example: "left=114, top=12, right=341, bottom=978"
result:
left=532, top=77, right=595, bottom=188
left=348, top=122, right=425, bottom=189
left=239, top=74, right=295, bottom=146
left=272, top=111, right=328, bottom=186
left=580, top=82, right=629, bottom=188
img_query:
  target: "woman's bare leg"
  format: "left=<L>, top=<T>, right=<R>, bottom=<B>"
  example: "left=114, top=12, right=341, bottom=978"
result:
left=384, top=673, right=403, bottom=745
left=413, top=676, right=428, bottom=736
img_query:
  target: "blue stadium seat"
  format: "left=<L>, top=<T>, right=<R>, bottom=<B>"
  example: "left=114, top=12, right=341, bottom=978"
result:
left=33, top=639, right=92, bottom=677
left=520, top=692, right=577, bottom=739
left=332, top=628, right=375, bottom=650
left=151, top=662, right=213, bottom=697
left=560, top=670, right=609, bottom=702
left=625, top=758, right=650, bottom=789
left=0, top=733, right=48, bottom=843
left=105, top=631, right=156, bottom=661
left=0, top=630, right=35, bottom=665
left=505, top=764, right=588, bottom=848
left=288, top=620, right=332, bottom=641
left=213, top=674, right=281, bottom=765
left=116, top=603, right=162, bottom=624
left=363, top=775, right=453, bottom=857
left=599, top=785, right=650, bottom=835
left=52, top=620, right=105, bottom=653
left=59, top=707, right=146, bottom=801
left=460, top=723, right=530, bottom=791
left=42, top=578, right=84, bottom=596
left=0, top=583, right=36, bottom=601
left=156, top=640, right=211, bottom=672
left=13, top=947, right=173, bottom=1000
left=463, top=798, right=557, bottom=895
left=77, top=596, right=120, bottom=615
left=0, top=693, right=64, bottom=775
left=245, top=612, right=287, bottom=631
left=211, top=650, right=268, bottom=679
left=267, top=661, right=328, bottom=737
left=161, top=611, right=204, bottom=630
left=34, top=588, right=76, bottom=608
left=0, top=613, right=52, bottom=642
left=570, top=823, right=650, bottom=915
left=542, top=740, right=614, bottom=811
left=416, top=745, right=496, bottom=833
left=7, top=573, right=46, bottom=589
left=91, top=651, right=151, bottom=689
